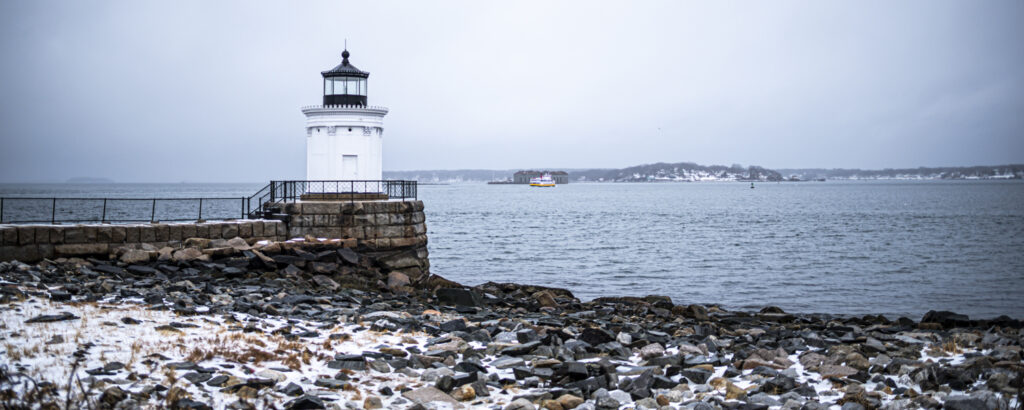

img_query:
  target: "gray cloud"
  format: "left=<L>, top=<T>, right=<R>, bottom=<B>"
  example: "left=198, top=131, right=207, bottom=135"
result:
left=1, top=1, right=1021, bottom=182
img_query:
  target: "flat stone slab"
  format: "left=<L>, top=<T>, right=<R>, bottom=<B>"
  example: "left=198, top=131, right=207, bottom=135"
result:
left=401, top=386, right=463, bottom=408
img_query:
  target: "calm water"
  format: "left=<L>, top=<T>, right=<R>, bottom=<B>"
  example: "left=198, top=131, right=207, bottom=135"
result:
left=419, top=181, right=1024, bottom=319
left=2, top=181, right=1022, bottom=318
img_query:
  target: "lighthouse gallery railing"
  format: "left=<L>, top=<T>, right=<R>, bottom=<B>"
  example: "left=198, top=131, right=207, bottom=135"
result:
left=244, top=180, right=417, bottom=219
left=0, top=180, right=417, bottom=224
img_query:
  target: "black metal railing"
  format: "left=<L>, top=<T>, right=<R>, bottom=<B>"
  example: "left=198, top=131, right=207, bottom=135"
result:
left=245, top=180, right=417, bottom=218
left=0, top=180, right=418, bottom=224
left=0, top=197, right=246, bottom=224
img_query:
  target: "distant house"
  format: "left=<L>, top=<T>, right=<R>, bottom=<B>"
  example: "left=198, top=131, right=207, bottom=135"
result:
left=513, top=170, right=569, bottom=184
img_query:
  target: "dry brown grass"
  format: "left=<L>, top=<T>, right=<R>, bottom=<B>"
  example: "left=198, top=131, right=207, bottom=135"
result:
left=220, top=345, right=277, bottom=365
left=165, top=385, right=189, bottom=408
left=281, top=352, right=302, bottom=370
left=274, top=339, right=305, bottom=353
left=926, top=340, right=963, bottom=357
left=3, top=343, right=41, bottom=361
left=3, top=343, right=21, bottom=361
left=125, top=340, right=143, bottom=369
left=163, top=366, right=178, bottom=386
left=941, top=340, right=962, bottom=353
left=185, top=346, right=214, bottom=363
left=347, top=385, right=362, bottom=400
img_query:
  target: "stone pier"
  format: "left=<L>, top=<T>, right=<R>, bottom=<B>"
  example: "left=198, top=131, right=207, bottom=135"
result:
left=280, top=200, right=430, bottom=280
left=0, top=200, right=430, bottom=279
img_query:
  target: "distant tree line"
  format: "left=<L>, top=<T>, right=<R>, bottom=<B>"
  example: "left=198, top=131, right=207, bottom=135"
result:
left=383, top=163, right=1024, bottom=182
left=571, top=162, right=782, bottom=182
left=775, top=165, right=1024, bottom=180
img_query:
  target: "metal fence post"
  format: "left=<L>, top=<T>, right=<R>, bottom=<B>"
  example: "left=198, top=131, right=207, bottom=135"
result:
left=198, top=198, right=203, bottom=221
left=241, top=197, right=245, bottom=219
left=150, top=199, right=156, bottom=223
left=51, top=198, right=56, bottom=224
left=101, top=198, right=107, bottom=223
left=1, top=198, right=4, bottom=223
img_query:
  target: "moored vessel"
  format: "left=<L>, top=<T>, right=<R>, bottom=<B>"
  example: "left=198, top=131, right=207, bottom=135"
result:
left=529, top=174, right=556, bottom=187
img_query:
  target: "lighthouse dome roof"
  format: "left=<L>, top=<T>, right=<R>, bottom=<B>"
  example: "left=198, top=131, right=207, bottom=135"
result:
left=322, top=49, right=369, bottom=78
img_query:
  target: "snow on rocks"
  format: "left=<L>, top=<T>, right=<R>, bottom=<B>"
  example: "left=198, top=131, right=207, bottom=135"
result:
left=0, top=254, right=1021, bottom=409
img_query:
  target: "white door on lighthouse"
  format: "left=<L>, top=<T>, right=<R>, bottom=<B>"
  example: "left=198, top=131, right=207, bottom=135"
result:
left=342, top=155, right=359, bottom=180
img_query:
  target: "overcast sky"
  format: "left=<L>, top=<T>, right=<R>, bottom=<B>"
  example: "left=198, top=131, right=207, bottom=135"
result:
left=1, top=1, right=1022, bottom=182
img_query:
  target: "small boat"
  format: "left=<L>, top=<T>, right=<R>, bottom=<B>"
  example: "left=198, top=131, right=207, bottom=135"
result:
left=529, top=174, right=556, bottom=187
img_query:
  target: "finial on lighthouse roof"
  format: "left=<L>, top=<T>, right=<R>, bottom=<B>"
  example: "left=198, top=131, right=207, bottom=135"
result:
left=321, top=46, right=369, bottom=78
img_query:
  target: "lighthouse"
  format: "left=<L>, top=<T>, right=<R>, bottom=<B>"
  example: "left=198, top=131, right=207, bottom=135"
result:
left=302, top=49, right=388, bottom=181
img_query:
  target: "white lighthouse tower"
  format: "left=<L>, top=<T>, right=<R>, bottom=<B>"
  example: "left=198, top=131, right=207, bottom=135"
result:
left=302, top=49, right=388, bottom=181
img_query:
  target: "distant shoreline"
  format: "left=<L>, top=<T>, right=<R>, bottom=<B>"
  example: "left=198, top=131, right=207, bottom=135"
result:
left=385, top=163, right=1024, bottom=183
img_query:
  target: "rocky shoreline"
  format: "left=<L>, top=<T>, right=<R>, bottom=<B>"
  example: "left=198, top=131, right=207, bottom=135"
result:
left=0, top=237, right=1021, bottom=409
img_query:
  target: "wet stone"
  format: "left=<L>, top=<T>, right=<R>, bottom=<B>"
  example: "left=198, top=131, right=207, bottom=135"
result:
left=184, top=372, right=212, bottom=384
left=368, top=359, right=390, bottom=373
left=284, top=394, right=325, bottom=410
left=436, top=375, right=454, bottom=392
left=172, top=398, right=213, bottom=410
left=26, top=312, right=79, bottom=323
left=452, top=372, right=478, bottom=387
left=596, top=397, right=620, bottom=410
left=492, top=356, right=526, bottom=369
left=942, top=397, right=988, bottom=410
left=280, top=382, right=304, bottom=396
left=49, top=290, right=72, bottom=301
left=502, top=340, right=541, bottom=356
left=313, top=378, right=348, bottom=389
left=440, top=319, right=467, bottom=332
left=453, top=361, right=486, bottom=373
left=579, top=328, right=614, bottom=346
left=206, top=375, right=229, bottom=387
left=436, top=287, right=483, bottom=307
left=681, top=368, right=712, bottom=384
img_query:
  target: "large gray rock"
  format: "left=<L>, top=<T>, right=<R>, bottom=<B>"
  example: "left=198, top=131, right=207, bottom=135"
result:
left=120, top=249, right=150, bottom=264
left=943, top=397, right=988, bottom=410
left=183, top=237, right=210, bottom=249
left=841, top=402, right=866, bottom=410
left=639, top=342, right=665, bottom=359
left=401, top=386, right=463, bottom=408
left=818, top=364, right=858, bottom=379
left=491, top=356, right=525, bottom=369
left=172, top=248, right=203, bottom=262
left=387, top=271, right=410, bottom=291
left=504, top=398, right=535, bottom=410
left=226, top=237, right=250, bottom=250
left=311, top=275, right=339, bottom=291
left=436, top=288, right=483, bottom=307
left=54, top=243, right=108, bottom=257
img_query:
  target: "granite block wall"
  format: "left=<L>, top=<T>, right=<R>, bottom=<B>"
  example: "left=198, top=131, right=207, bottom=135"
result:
left=0, top=220, right=286, bottom=262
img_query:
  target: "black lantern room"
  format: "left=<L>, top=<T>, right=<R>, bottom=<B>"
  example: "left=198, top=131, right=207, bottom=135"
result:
left=322, top=49, right=369, bottom=106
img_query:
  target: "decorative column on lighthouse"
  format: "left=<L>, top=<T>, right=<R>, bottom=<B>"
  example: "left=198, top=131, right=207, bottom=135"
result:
left=302, top=49, right=388, bottom=182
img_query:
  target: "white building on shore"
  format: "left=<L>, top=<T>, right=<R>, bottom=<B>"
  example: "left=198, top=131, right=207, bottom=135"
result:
left=302, top=49, right=388, bottom=181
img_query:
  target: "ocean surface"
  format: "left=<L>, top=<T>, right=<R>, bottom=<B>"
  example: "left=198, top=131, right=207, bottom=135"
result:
left=2, top=180, right=1022, bottom=319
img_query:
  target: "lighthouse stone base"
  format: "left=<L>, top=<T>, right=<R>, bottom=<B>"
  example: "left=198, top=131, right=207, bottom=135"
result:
left=282, top=200, right=429, bottom=281
left=0, top=200, right=431, bottom=282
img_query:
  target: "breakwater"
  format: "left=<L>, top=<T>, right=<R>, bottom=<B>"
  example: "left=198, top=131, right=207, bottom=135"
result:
left=0, top=199, right=430, bottom=280
left=0, top=220, right=286, bottom=262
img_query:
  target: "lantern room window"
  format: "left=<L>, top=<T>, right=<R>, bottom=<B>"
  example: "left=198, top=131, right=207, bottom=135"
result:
left=321, top=49, right=370, bottom=105
left=324, top=76, right=367, bottom=96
